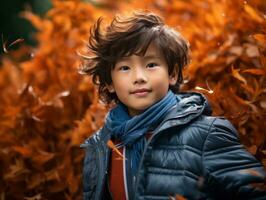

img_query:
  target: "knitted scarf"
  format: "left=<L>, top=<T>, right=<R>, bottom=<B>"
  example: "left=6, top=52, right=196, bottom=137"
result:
left=104, top=90, right=178, bottom=175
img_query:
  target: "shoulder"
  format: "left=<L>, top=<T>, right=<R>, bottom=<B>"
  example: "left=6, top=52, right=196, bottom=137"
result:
left=156, top=116, right=230, bottom=150
left=190, top=115, right=238, bottom=137
left=80, top=128, right=104, bottom=148
left=186, top=115, right=241, bottom=151
left=210, top=117, right=238, bottom=135
left=174, top=115, right=239, bottom=150
left=80, top=125, right=112, bottom=148
left=201, top=116, right=241, bottom=151
left=182, top=115, right=230, bottom=135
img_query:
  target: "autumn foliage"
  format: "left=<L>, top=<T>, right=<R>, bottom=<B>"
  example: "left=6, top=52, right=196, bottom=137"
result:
left=0, top=0, right=265, bottom=199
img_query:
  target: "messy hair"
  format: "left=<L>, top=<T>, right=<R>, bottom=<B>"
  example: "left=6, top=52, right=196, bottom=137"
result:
left=80, top=11, right=190, bottom=104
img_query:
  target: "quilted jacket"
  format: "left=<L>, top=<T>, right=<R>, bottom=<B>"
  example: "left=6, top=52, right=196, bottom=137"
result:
left=81, top=92, right=266, bottom=200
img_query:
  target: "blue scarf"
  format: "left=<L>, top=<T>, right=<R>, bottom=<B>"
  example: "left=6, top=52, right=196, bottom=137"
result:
left=104, top=91, right=178, bottom=175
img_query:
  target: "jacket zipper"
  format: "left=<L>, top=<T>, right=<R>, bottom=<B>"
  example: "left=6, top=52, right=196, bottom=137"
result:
left=132, top=132, right=156, bottom=200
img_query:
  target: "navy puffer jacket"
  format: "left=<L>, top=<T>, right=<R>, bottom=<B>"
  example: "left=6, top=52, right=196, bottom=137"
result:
left=81, top=92, right=266, bottom=200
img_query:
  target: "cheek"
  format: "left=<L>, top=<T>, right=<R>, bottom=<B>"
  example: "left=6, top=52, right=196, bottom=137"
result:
left=111, top=76, right=129, bottom=96
left=159, top=82, right=170, bottom=94
left=151, top=74, right=170, bottom=91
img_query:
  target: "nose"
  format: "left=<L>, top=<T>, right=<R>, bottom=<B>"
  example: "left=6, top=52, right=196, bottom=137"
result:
left=133, top=67, right=147, bottom=84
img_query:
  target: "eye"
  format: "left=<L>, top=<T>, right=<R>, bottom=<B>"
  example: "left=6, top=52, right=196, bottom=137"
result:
left=118, top=66, right=130, bottom=71
left=146, top=63, right=158, bottom=68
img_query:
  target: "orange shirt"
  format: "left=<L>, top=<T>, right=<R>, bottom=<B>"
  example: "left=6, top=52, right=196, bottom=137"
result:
left=109, top=133, right=152, bottom=200
left=109, top=141, right=126, bottom=200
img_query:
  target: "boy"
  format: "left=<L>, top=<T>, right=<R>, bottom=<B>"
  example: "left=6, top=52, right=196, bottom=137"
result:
left=80, top=11, right=266, bottom=200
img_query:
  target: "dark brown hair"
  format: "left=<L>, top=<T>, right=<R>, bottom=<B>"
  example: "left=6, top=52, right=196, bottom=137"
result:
left=80, top=11, right=190, bottom=104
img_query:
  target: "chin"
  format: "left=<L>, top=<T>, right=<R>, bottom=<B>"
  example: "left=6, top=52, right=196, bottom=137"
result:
left=134, top=104, right=152, bottom=112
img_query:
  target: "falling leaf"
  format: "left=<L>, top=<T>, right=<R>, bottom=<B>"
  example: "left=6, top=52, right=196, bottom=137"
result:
left=8, top=38, right=24, bottom=48
left=175, top=194, right=187, bottom=200
left=195, top=79, right=214, bottom=94
left=195, top=86, right=214, bottom=94
left=1, top=35, right=24, bottom=53
left=231, top=65, right=247, bottom=85
left=107, top=140, right=125, bottom=160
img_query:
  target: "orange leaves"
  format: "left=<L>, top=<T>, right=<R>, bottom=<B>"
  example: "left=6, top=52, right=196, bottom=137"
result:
left=169, top=0, right=266, bottom=162
left=254, top=34, right=266, bottom=46
left=31, top=150, right=55, bottom=167
left=231, top=65, right=247, bottom=85
left=22, top=12, right=46, bottom=31
left=0, top=0, right=265, bottom=199
left=72, top=98, right=107, bottom=146
left=12, top=146, right=33, bottom=158
left=0, top=1, right=103, bottom=199
left=243, top=68, right=266, bottom=76
left=244, top=4, right=264, bottom=23
left=3, top=158, right=30, bottom=180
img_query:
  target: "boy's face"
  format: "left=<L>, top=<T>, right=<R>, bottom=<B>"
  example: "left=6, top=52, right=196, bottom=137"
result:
left=107, top=43, right=177, bottom=116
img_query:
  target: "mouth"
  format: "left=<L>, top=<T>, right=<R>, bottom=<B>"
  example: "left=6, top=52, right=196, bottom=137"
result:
left=130, top=88, right=152, bottom=96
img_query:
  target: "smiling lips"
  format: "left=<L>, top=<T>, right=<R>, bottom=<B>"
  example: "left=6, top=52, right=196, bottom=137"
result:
left=130, top=88, right=152, bottom=97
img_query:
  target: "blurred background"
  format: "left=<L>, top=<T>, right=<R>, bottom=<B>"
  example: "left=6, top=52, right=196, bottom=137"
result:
left=0, top=0, right=52, bottom=51
left=0, top=0, right=265, bottom=199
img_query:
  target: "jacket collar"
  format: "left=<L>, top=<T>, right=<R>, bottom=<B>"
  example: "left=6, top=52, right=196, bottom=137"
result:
left=166, top=91, right=211, bottom=119
left=152, top=91, right=212, bottom=134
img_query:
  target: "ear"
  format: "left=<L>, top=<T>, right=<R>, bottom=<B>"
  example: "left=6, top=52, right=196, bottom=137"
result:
left=106, top=83, right=115, bottom=93
left=169, top=71, right=178, bottom=86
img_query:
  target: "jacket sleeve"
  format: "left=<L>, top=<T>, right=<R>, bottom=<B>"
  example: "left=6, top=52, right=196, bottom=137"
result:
left=81, top=137, right=98, bottom=200
left=202, top=117, right=266, bottom=200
